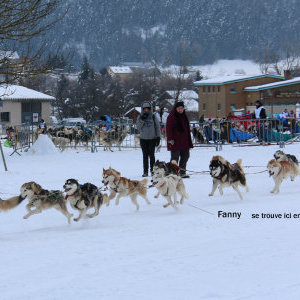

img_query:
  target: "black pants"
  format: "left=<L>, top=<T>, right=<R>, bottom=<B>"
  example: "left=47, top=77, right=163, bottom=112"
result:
left=171, top=150, right=190, bottom=175
left=140, top=139, right=156, bottom=174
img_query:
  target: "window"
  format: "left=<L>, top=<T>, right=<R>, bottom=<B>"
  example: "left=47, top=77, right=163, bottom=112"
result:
left=203, top=103, right=206, bottom=110
left=203, top=86, right=206, bottom=93
left=207, top=86, right=211, bottom=93
left=217, top=86, right=220, bottom=92
left=230, top=104, right=236, bottom=110
left=230, top=85, right=236, bottom=94
left=217, top=103, right=221, bottom=111
left=213, top=86, right=215, bottom=92
left=0, top=112, right=10, bottom=122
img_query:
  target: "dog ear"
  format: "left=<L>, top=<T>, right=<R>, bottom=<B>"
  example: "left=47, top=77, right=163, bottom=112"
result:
left=31, top=182, right=42, bottom=194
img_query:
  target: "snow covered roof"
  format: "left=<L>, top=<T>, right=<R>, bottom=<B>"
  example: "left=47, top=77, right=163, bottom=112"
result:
left=124, top=107, right=142, bottom=116
left=244, top=77, right=300, bottom=91
left=166, top=99, right=199, bottom=112
left=166, top=90, right=198, bottom=100
left=194, top=74, right=283, bottom=85
left=109, top=66, right=132, bottom=74
left=0, top=85, right=55, bottom=101
left=0, top=50, right=19, bottom=60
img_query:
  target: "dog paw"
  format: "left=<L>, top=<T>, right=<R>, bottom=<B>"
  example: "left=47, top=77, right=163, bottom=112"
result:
left=208, top=193, right=213, bottom=197
left=180, top=199, right=184, bottom=205
left=23, top=215, right=28, bottom=219
left=73, top=218, right=79, bottom=222
left=154, top=195, right=159, bottom=198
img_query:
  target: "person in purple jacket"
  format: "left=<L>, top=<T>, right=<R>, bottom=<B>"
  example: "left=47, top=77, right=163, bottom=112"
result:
left=166, top=101, right=193, bottom=178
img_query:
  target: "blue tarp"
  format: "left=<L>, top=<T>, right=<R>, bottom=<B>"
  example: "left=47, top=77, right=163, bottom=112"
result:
left=229, top=128, right=256, bottom=142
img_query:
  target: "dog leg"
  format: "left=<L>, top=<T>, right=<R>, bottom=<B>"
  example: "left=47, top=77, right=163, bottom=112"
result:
left=74, top=209, right=87, bottom=222
left=130, top=194, right=140, bottom=211
left=106, top=190, right=116, bottom=206
left=154, top=191, right=160, bottom=198
left=23, top=205, right=42, bottom=219
left=218, top=185, right=224, bottom=196
left=232, top=185, right=243, bottom=200
left=58, top=207, right=73, bottom=224
left=115, top=193, right=125, bottom=206
left=173, top=193, right=179, bottom=207
left=273, top=179, right=282, bottom=194
left=86, top=198, right=101, bottom=218
left=139, top=191, right=151, bottom=205
left=209, top=180, right=218, bottom=196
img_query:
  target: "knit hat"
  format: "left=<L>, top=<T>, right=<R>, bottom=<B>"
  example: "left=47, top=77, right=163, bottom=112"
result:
left=174, top=101, right=184, bottom=109
left=142, top=102, right=152, bottom=109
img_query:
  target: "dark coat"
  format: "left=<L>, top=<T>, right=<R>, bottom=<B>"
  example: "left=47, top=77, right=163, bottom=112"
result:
left=166, top=109, right=193, bottom=151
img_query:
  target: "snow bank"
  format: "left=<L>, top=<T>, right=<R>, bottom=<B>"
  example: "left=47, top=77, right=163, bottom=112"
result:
left=29, top=134, right=58, bottom=155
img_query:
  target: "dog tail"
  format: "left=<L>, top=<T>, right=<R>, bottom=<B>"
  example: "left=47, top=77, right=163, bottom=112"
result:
left=0, top=195, right=25, bottom=212
left=140, top=178, right=148, bottom=186
left=171, top=160, right=178, bottom=166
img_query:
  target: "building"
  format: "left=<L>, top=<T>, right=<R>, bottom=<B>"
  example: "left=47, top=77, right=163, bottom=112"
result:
left=194, top=74, right=284, bottom=118
left=107, top=66, right=133, bottom=81
left=0, top=85, right=54, bottom=128
left=244, top=77, right=300, bottom=116
left=158, top=90, right=199, bottom=120
left=124, top=107, right=141, bottom=123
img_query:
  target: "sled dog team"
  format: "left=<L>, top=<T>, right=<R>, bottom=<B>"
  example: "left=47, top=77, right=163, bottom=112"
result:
left=0, top=160, right=189, bottom=224
left=0, top=150, right=299, bottom=224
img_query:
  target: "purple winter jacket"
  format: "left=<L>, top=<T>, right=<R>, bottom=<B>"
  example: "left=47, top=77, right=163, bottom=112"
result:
left=166, top=109, right=193, bottom=151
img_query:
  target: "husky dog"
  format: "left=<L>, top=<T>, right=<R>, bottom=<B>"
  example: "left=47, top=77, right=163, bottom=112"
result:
left=63, top=179, right=107, bottom=221
left=274, top=150, right=299, bottom=166
left=101, top=128, right=127, bottom=151
left=102, top=167, right=151, bottom=210
left=0, top=195, right=26, bottom=212
left=51, top=136, right=70, bottom=152
left=209, top=156, right=249, bottom=200
left=267, top=159, right=300, bottom=194
left=153, top=160, right=181, bottom=177
left=19, top=182, right=73, bottom=224
left=152, top=160, right=188, bottom=202
left=151, top=173, right=189, bottom=208
left=191, top=127, right=205, bottom=143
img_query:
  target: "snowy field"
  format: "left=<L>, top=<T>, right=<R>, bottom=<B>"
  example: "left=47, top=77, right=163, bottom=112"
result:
left=1, top=140, right=300, bottom=300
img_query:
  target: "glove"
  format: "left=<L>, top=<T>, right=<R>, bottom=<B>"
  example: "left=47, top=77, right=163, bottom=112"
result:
left=168, top=140, right=175, bottom=145
left=155, top=137, right=161, bottom=147
left=140, top=112, right=148, bottom=120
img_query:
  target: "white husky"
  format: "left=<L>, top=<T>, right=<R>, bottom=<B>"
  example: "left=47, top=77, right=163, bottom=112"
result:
left=151, top=173, right=189, bottom=208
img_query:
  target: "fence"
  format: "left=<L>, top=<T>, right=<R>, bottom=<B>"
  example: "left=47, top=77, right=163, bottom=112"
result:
left=3, top=118, right=300, bottom=154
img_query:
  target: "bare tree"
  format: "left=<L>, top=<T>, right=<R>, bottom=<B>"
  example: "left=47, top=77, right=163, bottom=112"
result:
left=0, top=0, right=63, bottom=85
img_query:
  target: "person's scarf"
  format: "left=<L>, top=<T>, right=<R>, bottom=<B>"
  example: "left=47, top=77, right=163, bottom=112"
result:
left=174, top=109, right=188, bottom=133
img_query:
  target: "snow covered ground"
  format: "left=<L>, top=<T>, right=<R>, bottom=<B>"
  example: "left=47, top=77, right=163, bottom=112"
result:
left=1, top=140, right=300, bottom=300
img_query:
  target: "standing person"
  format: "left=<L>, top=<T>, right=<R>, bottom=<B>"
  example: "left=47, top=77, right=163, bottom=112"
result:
left=254, top=100, right=266, bottom=119
left=137, top=102, right=161, bottom=177
left=39, top=119, right=47, bottom=134
left=166, top=101, right=193, bottom=178
left=254, top=100, right=267, bottom=142
left=100, top=115, right=112, bottom=131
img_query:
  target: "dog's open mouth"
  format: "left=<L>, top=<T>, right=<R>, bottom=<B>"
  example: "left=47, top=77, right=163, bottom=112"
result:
left=269, top=171, right=274, bottom=177
left=64, top=187, right=72, bottom=192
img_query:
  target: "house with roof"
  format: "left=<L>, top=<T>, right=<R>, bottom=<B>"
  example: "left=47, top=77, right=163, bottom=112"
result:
left=107, top=66, right=133, bottom=81
left=244, top=77, right=300, bottom=115
left=0, top=85, right=55, bottom=127
left=194, top=74, right=284, bottom=118
left=158, top=89, right=199, bottom=120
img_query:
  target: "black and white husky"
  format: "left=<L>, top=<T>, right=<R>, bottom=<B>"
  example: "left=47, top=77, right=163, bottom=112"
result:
left=63, top=179, right=107, bottom=221
left=209, top=156, right=249, bottom=200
